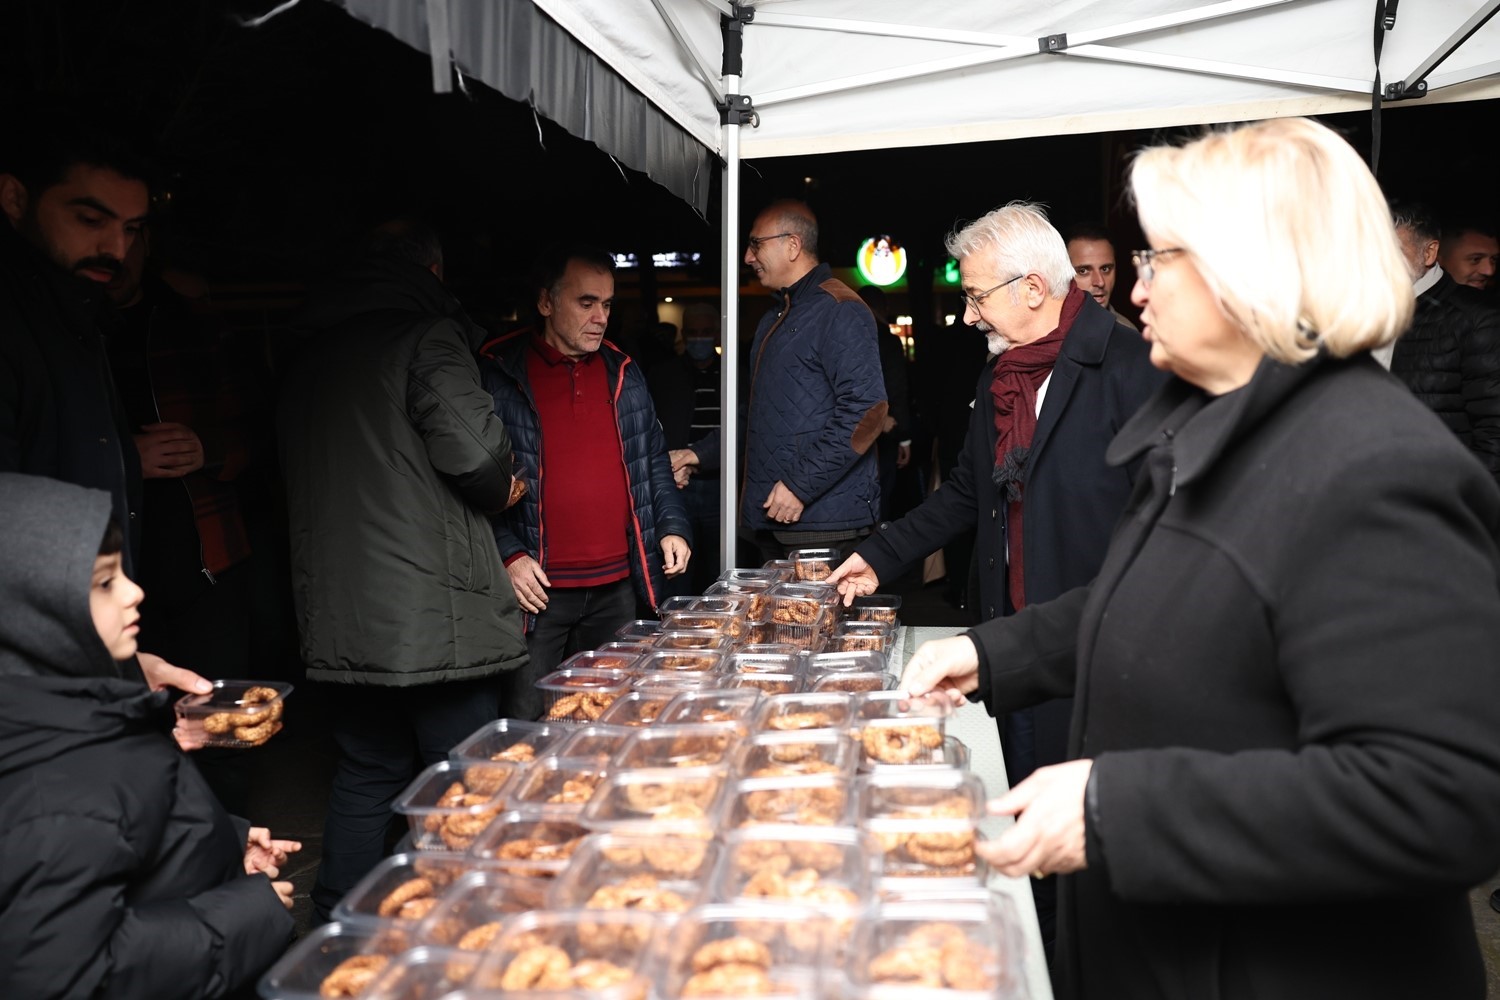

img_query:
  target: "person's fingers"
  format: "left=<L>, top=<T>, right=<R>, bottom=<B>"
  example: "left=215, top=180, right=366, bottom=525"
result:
left=531, top=564, right=552, bottom=589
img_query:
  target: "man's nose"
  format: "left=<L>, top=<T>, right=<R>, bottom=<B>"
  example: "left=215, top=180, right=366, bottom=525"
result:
left=743, top=246, right=756, bottom=266
left=100, top=225, right=131, bottom=262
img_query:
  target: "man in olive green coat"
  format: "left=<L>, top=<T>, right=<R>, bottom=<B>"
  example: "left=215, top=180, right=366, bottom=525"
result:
left=278, top=221, right=527, bottom=919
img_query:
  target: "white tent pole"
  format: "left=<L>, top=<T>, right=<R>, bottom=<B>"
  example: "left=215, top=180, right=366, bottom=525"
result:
left=718, top=5, right=754, bottom=572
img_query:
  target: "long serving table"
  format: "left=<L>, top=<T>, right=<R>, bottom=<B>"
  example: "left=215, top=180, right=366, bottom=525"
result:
left=897, top=626, right=1055, bottom=1000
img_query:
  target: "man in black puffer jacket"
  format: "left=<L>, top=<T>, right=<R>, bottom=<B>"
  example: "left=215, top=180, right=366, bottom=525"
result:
left=481, top=246, right=690, bottom=718
left=1389, top=202, right=1500, bottom=486
left=279, top=222, right=528, bottom=919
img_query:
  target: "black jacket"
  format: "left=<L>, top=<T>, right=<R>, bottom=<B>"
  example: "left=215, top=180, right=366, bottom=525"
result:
left=969, top=354, right=1500, bottom=1000
left=1390, top=269, right=1500, bottom=484
left=279, top=257, right=528, bottom=686
left=857, top=296, right=1163, bottom=776
left=0, top=223, right=142, bottom=565
left=0, top=473, right=294, bottom=998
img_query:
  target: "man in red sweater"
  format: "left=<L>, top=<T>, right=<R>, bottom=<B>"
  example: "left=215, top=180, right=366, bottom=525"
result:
left=482, top=248, right=691, bottom=715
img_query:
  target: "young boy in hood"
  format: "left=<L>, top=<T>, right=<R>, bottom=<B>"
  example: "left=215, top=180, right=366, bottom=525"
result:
left=0, top=473, right=297, bottom=999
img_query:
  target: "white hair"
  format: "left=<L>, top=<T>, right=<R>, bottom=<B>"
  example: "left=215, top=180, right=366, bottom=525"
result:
left=945, top=201, right=1077, bottom=302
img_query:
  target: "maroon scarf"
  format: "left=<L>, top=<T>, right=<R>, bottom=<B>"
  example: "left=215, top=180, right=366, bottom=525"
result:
left=991, top=284, right=1087, bottom=609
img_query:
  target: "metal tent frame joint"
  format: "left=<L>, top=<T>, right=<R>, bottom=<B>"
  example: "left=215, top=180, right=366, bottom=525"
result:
left=1039, top=32, right=1069, bottom=53
left=720, top=93, right=759, bottom=127
left=1383, top=78, right=1427, bottom=101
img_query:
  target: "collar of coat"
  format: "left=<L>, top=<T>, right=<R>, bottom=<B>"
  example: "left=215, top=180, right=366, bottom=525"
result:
left=1106, top=349, right=1338, bottom=489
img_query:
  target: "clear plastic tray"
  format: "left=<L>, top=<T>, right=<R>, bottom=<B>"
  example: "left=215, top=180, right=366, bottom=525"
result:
left=174, top=679, right=292, bottom=748
left=735, top=730, right=859, bottom=779
left=656, top=903, right=828, bottom=1000
left=651, top=630, right=736, bottom=654
left=412, top=870, right=550, bottom=949
left=787, top=546, right=841, bottom=583
left=391, top=760, right=513, bottom=852
left=727, top=650, right=801, bottom=675
left=735, top=642, right=801, bottom=657
left=657, top=689, right=763, bottom=728
left=827, top=621, right=895, bottom=654
left=630, top=670, right=715, bottom=693
left=615, top=619, right=664, bottom=641
left=714, top=825, right=877, bottom=915
left=857, top=771, right=987, bottom=884
left=854, top=692, right=954, bottom=769
left=359, top=946, right=483, bottom=1000
left=660, top=609, right=748, bottom=640
left=560, top=648, right=650, bottom=674
left=846, top=899, right=1023, bottom=996
left=611, top=724, right=739, bottom=770
left=552, top=724, right=635, bottom=763
left=704, top=579, right=773, bottom=620
left=545, top=832, right=720, bottom=912
left=846, top=594, right=902, bottom=625
left=809, top=671, right=894, bottom=694
left=535, top=669, right=632, bottom=723
left=760, top=558, right=797, bottom=580
left=593, top=689, right=679, bottom=728
left=504, top=756, right=607, bottom=815
left=805, top=650, right=890, bottom=679
left=717, top=567, right=785, bottom=585
left=723, top=671, right=801, bottom=696
left=750, top=692, right=857, bottom=734
left=866, top=735, right=970, bottom=774
left=448, top=719, right=567, bottom=768
left=580, top=766, right=728, bottom=837
left=465, top=811, right=590, bottom=878
left=256, top=922, right=414, bottom=1000
left=720, top=773, right=853, bottom=829
left=467, top=909, right=658, bottom=998
left=332, top=852, right=475, bottom=926
left=638, top=649, right=725, bottom=674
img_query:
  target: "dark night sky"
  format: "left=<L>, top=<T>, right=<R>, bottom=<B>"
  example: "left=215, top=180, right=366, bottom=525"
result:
left=2, top=0, right=1494, bottom=309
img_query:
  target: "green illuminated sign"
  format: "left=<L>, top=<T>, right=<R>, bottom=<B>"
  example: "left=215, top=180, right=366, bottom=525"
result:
left=855, top=236, right=907, bottom=287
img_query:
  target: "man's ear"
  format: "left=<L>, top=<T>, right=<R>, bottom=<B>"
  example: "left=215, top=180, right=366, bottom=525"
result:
left=536, top=287, right=554, bottom=318
left=0, top=174, right=29, bottom=225
left=1421, top=239, right=1439, bottom=270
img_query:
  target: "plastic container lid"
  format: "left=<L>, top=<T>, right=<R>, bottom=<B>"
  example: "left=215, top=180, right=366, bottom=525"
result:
left=734, top=729, right=859, bottom=780
left=657, top=689, right=763, bottom=729
left=544, top=832, right=721, bottom=911
left=719, top=773, right=854, bottom=829
left=503, top=756, right=607, bottom=816
left=560, top=648, right=649, bottom=674
left=593, top=689, right=680, bottom=728
left=580, top=766, right=729, bottom=837
left=174, top=679, right=293, bottom=749
left=331, top=852, right=474, bottom=926
left=411, top=870, right=550, bottom=949
left=390, top=760, right=513, bottom=853
left=256, top=921, right=413, bottom=1000
left=652, top=630, right=736, bottom=654
left=656, top=903, right=828, bottom=1000
left=846, top=898, right=1024, bottom=995
left=750, top=692, right=858, bottom=734
left=611, top=723, right=740, bottom=771
left=465, top=811, right=590, bottom=878
left=467, top=908, right=661, bottom=997
left=448, top=718, right=567, bottom=767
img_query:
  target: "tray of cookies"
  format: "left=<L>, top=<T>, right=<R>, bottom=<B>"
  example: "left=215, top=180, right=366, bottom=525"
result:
left=656, top=688, right=763, bottom=730
left=655, top=903, right=829, bottom=1000
left=448, top=718, right=567, bottom=769
left=468, top=910, right=659, bottom=999
left=257, top=922, right=413, bottom=1000
left=391, top=760, right=513, bottom=852
left=857, top=770, right=987, bottom=885
left=174, top=679, right=292, bottom=748
left=332, top=852, right=476, bottom=927
left=854, top=692, right=954, bottom=769
left=411, top=870, right=550, bottom=950
left=502, top=756, right=608, bottom=816
left=735, top=729, right=859, bottom=779
left=465, top=812, right=589, bottom=879
left=535, top=668, right=632, bottom=723
left=544, top=832, right=720, bottom=914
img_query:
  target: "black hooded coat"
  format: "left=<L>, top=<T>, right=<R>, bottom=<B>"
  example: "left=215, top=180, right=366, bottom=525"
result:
left=0, top=473, right=294, bottom=999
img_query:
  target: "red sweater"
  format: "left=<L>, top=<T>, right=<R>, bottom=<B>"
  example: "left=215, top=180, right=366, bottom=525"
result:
left=525, top=337, right=631, bottom=587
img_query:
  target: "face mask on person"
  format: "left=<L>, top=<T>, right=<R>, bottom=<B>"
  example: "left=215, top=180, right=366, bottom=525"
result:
left=684, top=338, right=717, bottom=362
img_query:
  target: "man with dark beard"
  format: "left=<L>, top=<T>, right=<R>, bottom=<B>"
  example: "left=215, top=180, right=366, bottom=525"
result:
left=0, top=123, right=150, bottom=569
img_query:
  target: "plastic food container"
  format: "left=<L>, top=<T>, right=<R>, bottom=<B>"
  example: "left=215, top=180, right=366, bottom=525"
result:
left=257, top=922, right=413, bottom=1000
left=594, top=690, right=680, bottom=728
left=503, top=756, right=607, bottom=816
left=656, top=903, right=828, bottom=1000
left=764, top=582, right=831, bottom=649
left=596, top=640, right=657, bottom=663
left=845, top=899, right=1024, bottom=997
left=174, top=679, right=292, bottom=748
left=630, top=671, right=715, bottom=693
left=713, top=826, right=877, bottom=919
left=720, top=773, right=853, bottom=829
left=846, top=594, right=902, bottom=625
left=552, top=724, right=635, bottom=763
left=332, top=852, right=475, bottom=926
left=867, top=735, right=970, bottom=774
left=809, top=671, right=894, bottom=694
left=804, top=651, right=891, bottom=685
left=391, top=760, right=513, bottom=852
left=718, top=567, right=785, bottom=585
left=723, top=671, right=800, bottom=696
left=735, top=730, right=859, bottom=779
left=660, top=595, right=753, bottom=640
left=854, top=692, right=954, bottom=769
left=652, top=630, right=736, bottom=654
left=735, top=642, right=801, bottom=657
left=787, top=546, right=841, bottom=583
left=828, top=620, right=895, bottom=654
left=448, top=719, right=568, bottom=769
left=466, top=811, right=589, bottom=878
left=657, top=689, right=763, bottom=729
left=560, top=648, right=649, bottom=674
left=704, top=579, right=774, bottom=620
left=580, top=766, right=728, bottom=837
left=611, top=724, right=739, bottom=771
left=467, top=909, right=658, bottom=998
left=545, top=832, right=721, bottom=913
left=357, top=946, right=483, bottom=1000
left=856, top=770, right=987, bottom=884
left=726, top=651, right=801, bottom=675
left=750, top=692, right=857, bottom=734
left=412, top=870, right=550, bottom=949
left=760, top=558, right=797, bottom=580
left=615, top=619, right=664, bottom=641
left=638, top=649, right=725, bottom=674
left=535, top=668, right=632, bottom=723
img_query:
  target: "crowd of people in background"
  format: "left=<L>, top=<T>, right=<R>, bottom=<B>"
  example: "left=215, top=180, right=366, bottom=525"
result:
left=4, top=108, right=1500, bottom=1000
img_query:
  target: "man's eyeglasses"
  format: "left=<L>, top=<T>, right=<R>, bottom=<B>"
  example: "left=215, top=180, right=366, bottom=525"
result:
left=747, top=232, right=793, bottom=253
left=961, top=273, right=1023, bottom=311
left=1130, top=247, right=1186, bottom=286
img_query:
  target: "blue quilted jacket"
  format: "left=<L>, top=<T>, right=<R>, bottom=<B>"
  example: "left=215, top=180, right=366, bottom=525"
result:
left=696, top=263, right=888, bottom=532
left=479, top=330, right=690, bottom=626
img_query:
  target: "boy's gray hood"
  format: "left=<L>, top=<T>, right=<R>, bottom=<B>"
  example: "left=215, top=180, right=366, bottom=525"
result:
left=0, top=473, right=121, bottom=678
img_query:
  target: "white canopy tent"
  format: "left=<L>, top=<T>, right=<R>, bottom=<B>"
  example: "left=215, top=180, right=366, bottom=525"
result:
left=331, top=0, right=1500, bottom=568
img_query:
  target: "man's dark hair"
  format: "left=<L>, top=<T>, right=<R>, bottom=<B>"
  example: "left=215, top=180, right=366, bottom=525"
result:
left=361, top=218, right=444, bottom=273
left=97, top=518, right=124, bottom=558
left=1060, top=222, right=1117, bottom=248
left=533, top=245, right=616, bottom=302
left=2, top=108, right=154, bottom=197
left=1441, top=215, right=1497, bottom=243
left=1390, top=200, right=1441, bottom=245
